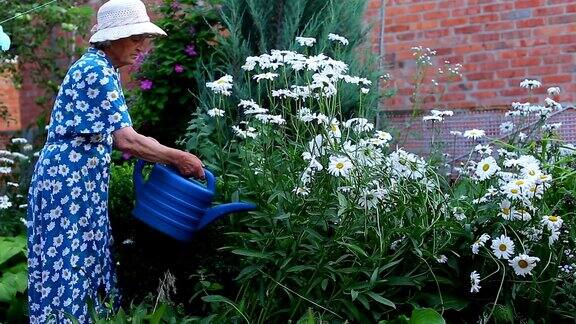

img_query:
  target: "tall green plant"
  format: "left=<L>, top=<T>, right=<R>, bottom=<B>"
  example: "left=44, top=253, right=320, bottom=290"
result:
left=199, top=0, right=383, bottom=120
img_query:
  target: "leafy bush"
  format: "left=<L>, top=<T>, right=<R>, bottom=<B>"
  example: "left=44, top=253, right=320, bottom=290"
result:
left=181, top=37, right=576, bottom=322
left=127, top=0, right=221, bottom=144
left=0, top=235, right=28, bottom=323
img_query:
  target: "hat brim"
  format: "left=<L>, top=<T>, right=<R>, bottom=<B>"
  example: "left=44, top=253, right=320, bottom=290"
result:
left=89, top=22, right=167, bottom=43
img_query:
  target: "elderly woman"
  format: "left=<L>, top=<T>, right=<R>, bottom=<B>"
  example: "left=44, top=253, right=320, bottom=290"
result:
left=26, top=0, right=204, bottom=322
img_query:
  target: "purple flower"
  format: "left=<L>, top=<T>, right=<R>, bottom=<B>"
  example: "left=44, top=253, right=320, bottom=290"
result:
left=170, top=1, right=182, bottom=11
left=121, top=151, right=133, bottom=160
left=174, top=64, right=184, bottom=73
left=140, top=79, right=153, bottom=91
left=185, top=44, right=197, bottom=57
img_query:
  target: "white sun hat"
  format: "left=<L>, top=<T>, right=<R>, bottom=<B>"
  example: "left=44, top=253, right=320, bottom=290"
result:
left=89, top=0, right=167, bottom=43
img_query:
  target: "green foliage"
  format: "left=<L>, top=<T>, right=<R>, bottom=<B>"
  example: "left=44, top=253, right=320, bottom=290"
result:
left=198, top=0, right=384, bottom=121
left=128, top=0, right=221, bottom=144
left=0, top=235, right=28, bottom=323
left=0, top=1, right=93, bottom=123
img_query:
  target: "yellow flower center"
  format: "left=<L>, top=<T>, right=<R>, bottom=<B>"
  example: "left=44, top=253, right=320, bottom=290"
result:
left=518, top=260, right=529, bottom=269
left=499, top=244, right=507, bottom=252
left=515, top=180, right=525, bottom=186
left=336, top=162, right=344, bottom=169
left=528, top=170, right=536, bottom=176
left=502, top=208, right=510, bottom=215
left=511, top=189, right=519, bottom=194
left=216, top=79, right=226, bottom=84
left=548, top=215, right=558, bottom=222
left=482, top=164, right=490, bottom=172
left=331, top=125, right=338, bottom=131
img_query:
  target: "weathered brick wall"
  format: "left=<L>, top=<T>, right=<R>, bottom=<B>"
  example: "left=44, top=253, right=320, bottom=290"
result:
left=366, top=0, right=576, bottom=112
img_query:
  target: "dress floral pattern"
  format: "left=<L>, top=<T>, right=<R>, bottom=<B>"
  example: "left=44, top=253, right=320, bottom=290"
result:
left=27, top=47, right=132, bottom=323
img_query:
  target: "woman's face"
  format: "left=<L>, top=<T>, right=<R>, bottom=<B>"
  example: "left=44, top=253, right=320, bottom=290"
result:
left=105, top=35, right=149, bottom=68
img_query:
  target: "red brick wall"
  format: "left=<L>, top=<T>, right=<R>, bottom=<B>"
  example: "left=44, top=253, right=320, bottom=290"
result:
left=366, top=0, right=576, bottom=112
left=0, top=73, right=21, bottom=131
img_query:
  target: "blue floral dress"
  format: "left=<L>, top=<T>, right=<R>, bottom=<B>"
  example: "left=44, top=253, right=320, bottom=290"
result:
left=26, top=47, right=132, bottom=323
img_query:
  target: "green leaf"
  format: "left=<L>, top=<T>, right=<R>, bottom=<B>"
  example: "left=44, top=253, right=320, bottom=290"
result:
left=366, top=292, right=395, bottom=309
left=286, top=265, right=315, bottom=273
left=339, top=242, right=368, bottom=257
left=231, top=249, right=273, bottom=259
left=350, top=289, right=358, bottom=301
left=0, top=236, right=26, bottom=266
left=409, top=308, right=445, bottom=324
left=0, top=271, right=27, bottom=302
left=149, top=303, right=166, bottom=324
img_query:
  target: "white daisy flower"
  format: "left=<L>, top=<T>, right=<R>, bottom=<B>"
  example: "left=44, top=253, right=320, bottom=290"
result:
left=541, top=215, right=562, bottom=230
left=471, top=233, right=490, bottom=254
left=546, top=86, right=560, bottom=96
left=436, top=255, right=448, bottom=263
left=512, top=208, right=531, bottom=221
left=253, top=73, right=279, bottom=82
left=328, top=155, right=353, bottom=177
left=206, top=75, right=233, bottom=96
left=295, top=37, right=316, bottom=47
left=509, top=254, right=540, bottom=277
left=293, top=186, right=310, bottom=196
left=520, top=79, right=541, bottom=89
left=491, top=234, right=515, bottom=259
left=499, top=200, right=513, bottom=220
left=463, top=129, right=485, bottom=140
left=499, top=121, right=514, bottom=134
left=328, top=33, right=349, bottom=45
left=475, top=156, right=500, bottom=181
left=470, top=271, right=481, bottom=293
left=207, top=108, right=225, bottom=117
left=450, top=130, right=462, bottom=136
left=327, top=118, right=341, bottom=139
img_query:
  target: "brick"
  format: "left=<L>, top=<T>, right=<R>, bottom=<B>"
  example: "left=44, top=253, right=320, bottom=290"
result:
left=471, top=33, right=500, bottom=42
left=532, top=25, right=568, bottom=37
left=511, top=57, right=541, bottom=67
left=499, top=49, right=529, bottom=59
left=385, top=25, right=410, bottom=33
left=548, top=14, right=576, bottom=25
left=563, top=44, right=576, bottom=53
left=484, top=3, right=514, bottom=13
left=411, top=2, right=437, bottom=12
left=441, top=17, right=468, bottom=27
left=467, top=72, right=494, bottom=80
left=516, top=18, right=545, bottom=28
left=466, top=53, right=494, bottom=62
left=477, top=80, right=506, bottom=89
left=395, top=14, right=420, bottom=24
left=515, top=0, right=546, bottom=9
left=568, top=4, right=576, bottom=13
left=386, top=6, right=407, bottom=16
left=542, top=74, right=572, bottom=83
left=485, top=21, right=515, bottom=31
left=480, top=61, right=510, bottom=71
left=470, top=13, right=499, bottom=23
left=485, top=41, right=513, bottom=50
left=500, top=88, right=528, bottom=97
left=414, top=21, right=439, bottom=30
left=500, top=9, right=533, bottom=20
left=543, top=55, right=573, bottom=64
left=452, top=6, right=482, bottom=17
left=530, top=46, right=560, bottom=56
left=423, top=11, right=450, bottom=20
left=519, top=38, right=548, bottom=47
left=497, top=69, right=528, bottom=78
left=549, top=34, right=576, bottom=44
left=502, top=30, right=532, bottom=40
left=455, top=25, right=483, bottom=34
left=424, top=29, right=450, bottom=38
left=472, top=91, right=499, bottom=99
left=527, top=65, right=559, bottom=75
left=534, top=6, right=565, bottom=16
left=396, top=32, right=416, bottom=41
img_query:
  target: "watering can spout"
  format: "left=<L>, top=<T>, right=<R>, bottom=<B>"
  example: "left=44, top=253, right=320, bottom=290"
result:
left=199, top=202, right=257, bottom=230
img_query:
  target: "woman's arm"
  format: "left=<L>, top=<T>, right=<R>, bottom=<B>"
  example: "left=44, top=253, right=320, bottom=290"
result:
left=113, top=126, right=205, bottom=179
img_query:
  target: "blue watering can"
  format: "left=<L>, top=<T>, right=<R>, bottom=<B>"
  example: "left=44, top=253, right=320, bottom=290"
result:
left=132, top=159, right=256, bottom=241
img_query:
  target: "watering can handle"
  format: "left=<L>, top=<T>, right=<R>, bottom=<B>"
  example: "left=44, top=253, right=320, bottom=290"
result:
left=134, top=159, right=216, bottom=194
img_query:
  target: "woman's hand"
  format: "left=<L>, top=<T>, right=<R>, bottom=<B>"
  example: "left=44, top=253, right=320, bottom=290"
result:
left=173, top=151, right=205, bottom=180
